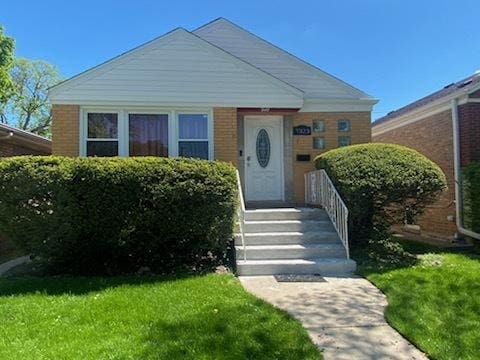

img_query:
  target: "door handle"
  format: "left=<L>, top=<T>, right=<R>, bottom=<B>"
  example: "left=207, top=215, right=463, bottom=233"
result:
left=247, top=156, right=251, bottom=161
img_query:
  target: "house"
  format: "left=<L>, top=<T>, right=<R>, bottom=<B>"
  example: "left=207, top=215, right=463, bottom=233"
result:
left=48, top=18, right=376, bottom=205
left=0, top=122, right=51, bottom=157
left=373, top=72, right=480, bottom=242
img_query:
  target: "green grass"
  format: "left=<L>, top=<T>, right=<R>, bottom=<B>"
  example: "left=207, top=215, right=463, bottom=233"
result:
left=0, top=273, right=320, bottom=360
left=357, top=239, right=480, bottom=360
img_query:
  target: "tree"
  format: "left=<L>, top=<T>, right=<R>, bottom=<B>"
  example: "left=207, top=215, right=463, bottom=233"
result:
left=7, top=58, right=60, bottom=136
left=0, top=26, right=15, bottom=122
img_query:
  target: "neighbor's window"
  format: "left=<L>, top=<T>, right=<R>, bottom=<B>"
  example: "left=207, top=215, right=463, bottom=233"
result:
left=313, top=137, right=325, bottom=149
left=178, top=114, right=209, bottom=159
left=337, top=119, right=350, bottom=132
left=87, top=113, right=118, bottom=156
left=129, top=113, right=169, bottom=156
left=338, top=136, right=351, bottom=147
left=312, top=119, right=325, bottom=132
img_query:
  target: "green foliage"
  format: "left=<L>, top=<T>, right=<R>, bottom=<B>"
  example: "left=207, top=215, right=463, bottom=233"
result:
left=0, top=26, right=15, bottom=108
left=463, top=162, right=480, bottom=234
left=315, top=143, right=447, bottom=245
left=365, top=247, right=480, bottom=360
left=0, top=274, right=321, bottom=359
left=0, top=156, right=238, bottom=275
left=6, top=58, right=60, bottom=136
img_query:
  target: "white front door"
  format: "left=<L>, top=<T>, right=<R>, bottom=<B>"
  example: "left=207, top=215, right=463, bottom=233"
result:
left=244, top=116, right=283, bottom=201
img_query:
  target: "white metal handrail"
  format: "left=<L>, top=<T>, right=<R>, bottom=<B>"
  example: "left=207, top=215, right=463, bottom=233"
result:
left=236, top=170, right=247, bottom=261
left=305, top=169, right=350, bottom=259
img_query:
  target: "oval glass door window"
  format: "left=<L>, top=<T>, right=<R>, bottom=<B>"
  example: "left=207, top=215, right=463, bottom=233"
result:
left=256, top=129, right=270, bottom=168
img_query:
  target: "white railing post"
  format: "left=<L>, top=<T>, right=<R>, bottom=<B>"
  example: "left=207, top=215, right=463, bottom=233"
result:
left=305, top=169, right=350, bottom=259
left=236, top=170, right=247, bottom=261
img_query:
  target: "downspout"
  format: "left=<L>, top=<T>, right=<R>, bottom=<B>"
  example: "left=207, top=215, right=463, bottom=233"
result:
left=451, top=98, right=480, bottom=240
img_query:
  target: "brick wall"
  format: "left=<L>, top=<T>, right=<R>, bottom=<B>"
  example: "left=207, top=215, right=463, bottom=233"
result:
left=458, top=102, right=480, bottom=166
left=373, top=109, right=456, bottom=239
left=213, top=107, right=237, bottom=166
left=0, top=142, right=49, bottom=157
left=51, top=104, right=80, bottom=156
left=292, top=112, right=372, bottom=203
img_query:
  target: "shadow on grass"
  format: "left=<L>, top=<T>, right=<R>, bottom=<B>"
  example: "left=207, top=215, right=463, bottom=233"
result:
left=352, top=237, right=475, bottom=277
left=0, top=273, right=196, bottom=297
left=140, top=302, right=319, bottom=360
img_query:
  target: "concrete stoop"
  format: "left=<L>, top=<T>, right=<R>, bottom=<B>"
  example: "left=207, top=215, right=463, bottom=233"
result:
left=236, top=208, right=356, bottom=276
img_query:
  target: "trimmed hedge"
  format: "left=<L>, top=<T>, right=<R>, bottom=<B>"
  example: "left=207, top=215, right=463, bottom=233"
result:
left=0, top=156, right=237, bottom=275
left=315, top=143, right=447, bottom=244
left=463, top=162, right=480, bottom=234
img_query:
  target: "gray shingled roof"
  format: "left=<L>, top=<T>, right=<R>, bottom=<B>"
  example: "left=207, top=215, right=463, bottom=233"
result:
left=374, top=72, right=480, bottom=125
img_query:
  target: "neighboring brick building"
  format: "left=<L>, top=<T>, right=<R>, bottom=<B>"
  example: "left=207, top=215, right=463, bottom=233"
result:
left=48, top=18, right=376, bottom=204
left=373, top=72, right=480, bottom=241
left=0, top=123, right=51, bottom=157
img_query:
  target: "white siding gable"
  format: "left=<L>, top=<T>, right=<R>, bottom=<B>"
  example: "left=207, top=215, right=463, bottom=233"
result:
left=194, top=19, right=375, bottom=101
left=49, top=29, right=303, bottom=108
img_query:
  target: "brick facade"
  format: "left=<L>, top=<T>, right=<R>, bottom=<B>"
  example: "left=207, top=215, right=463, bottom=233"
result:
left=458, top=102, right=480, bottom=166
left=0, top=142, right=49, bottom=157
left=373, top=109, right=457, bottom=239
left=213, top=107, right=238, bottom=165
left=51, top=104, right=80, bottom=156
left=51, top=105, right=371, bottom=203
left=292, top=112, right=371, bottom=202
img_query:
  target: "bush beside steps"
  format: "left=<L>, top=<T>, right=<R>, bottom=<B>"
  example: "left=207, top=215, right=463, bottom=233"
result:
left=0, top=156, right=238, bottom=276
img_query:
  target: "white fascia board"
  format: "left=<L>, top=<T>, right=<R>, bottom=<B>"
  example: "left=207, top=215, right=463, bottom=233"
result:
left=299, top=98, right=378, bottom=112
left=51, top=98, right=304, bottom=108
left=372, top=83, right=480, bottom=137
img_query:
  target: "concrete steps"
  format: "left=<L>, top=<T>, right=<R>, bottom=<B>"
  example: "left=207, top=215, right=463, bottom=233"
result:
left=236, top=207, right=355, bottom=276
left=236, top=258, right=357, bottom=276
left=236, top=243, right=346, bottom=260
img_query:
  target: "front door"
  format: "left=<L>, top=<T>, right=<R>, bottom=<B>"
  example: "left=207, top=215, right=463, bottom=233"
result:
left=244, top=116, right=283, bottom=201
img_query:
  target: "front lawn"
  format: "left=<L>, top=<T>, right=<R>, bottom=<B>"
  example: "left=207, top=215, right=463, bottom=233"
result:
left=0, top=274, right=320, bottom=359
left=357, top=239, right=480, bottom=360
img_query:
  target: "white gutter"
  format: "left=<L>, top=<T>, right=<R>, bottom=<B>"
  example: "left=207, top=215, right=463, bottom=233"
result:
left=451, top=98, right=480, bottom=240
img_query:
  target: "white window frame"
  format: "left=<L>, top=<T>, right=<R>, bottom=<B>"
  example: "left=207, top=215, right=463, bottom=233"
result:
left=80, top=107, right=214, bottom=159
left=177, top=111, right=212, bottom=160
left=80, top=109, right=122, bottom=157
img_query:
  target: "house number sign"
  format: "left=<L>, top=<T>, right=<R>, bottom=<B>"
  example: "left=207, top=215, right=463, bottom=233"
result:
left=293, top=125, right=312, bottom=135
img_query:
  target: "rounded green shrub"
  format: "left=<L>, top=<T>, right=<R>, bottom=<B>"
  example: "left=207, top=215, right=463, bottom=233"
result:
left=315, top=143, right=447, bottom=245
left=0, top=156, right=238, bottom=275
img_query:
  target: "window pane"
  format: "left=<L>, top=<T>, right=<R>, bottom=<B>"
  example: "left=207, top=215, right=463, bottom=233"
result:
left=338, top=120, right=350, bottom=132
left=129, top=114, right=168, bottom=156
left=179, top=114, right=208, bottom=139
left=179, top=141, right=208, bottom=159
left=87, top=141, right=118, bottom=157
left=313, top=137, right=325, bottom=149
left=88, top=113, right=118, bottom=138
left=313, top=119, right=325, bottom=132
left=338, top=136, right=351, bottom=147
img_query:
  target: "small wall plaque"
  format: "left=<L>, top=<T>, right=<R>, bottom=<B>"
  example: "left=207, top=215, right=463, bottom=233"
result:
left=296, top=154, right=311, bottom=162
left=293, top=125, right=311, bottom=136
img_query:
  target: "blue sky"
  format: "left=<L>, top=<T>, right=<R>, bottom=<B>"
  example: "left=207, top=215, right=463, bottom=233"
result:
left=2, top=0, right=479, bottom=119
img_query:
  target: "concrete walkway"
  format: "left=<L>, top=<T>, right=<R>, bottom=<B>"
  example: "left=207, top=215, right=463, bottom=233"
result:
left=239, top=276, right=427, bottom=360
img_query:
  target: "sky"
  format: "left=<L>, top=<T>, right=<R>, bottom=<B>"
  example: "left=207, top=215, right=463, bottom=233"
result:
left=2, top=0, right=479, bottom=119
